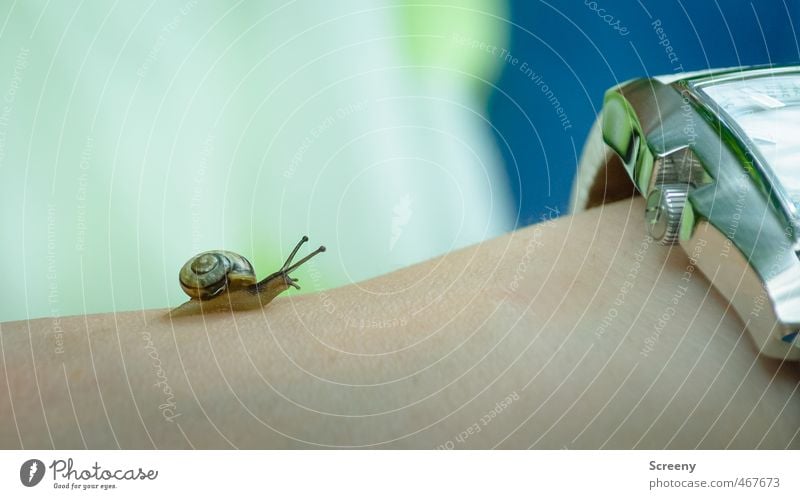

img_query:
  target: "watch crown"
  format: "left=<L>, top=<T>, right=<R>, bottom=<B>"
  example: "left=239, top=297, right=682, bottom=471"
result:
left=645, top=184, right=688, bottom=245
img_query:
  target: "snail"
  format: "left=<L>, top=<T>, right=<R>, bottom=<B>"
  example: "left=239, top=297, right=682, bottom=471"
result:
left=169, top=236, right=325, bottom=316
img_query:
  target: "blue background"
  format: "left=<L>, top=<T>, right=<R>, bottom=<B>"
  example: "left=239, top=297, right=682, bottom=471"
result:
left=491, top=0, right=800, bottom=226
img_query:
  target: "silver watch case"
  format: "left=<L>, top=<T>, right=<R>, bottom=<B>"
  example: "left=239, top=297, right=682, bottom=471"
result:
left=572, top=66, right=800, bottom=360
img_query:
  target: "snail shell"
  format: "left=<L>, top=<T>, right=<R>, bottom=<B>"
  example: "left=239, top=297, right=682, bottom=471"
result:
left=179, top=250, right=256, bottom=300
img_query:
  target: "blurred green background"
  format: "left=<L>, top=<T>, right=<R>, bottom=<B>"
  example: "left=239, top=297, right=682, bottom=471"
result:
left=0, top=1, right=515, bottom=321
left=6, top=0, right=794, bottom=322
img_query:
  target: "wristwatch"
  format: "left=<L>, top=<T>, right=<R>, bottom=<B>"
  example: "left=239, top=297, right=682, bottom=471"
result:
left=572, top=64, right=800, bottom=360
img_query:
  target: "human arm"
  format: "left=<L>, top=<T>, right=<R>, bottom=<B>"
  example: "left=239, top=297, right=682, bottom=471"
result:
left=1, top=197, right=797, bottom=449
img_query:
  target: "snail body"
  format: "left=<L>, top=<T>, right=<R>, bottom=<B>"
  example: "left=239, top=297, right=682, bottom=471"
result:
left=170, top=236, right=325, bottom=317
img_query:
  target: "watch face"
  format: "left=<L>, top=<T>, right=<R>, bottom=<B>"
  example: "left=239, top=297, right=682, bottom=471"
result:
left=698, top=72, right=800, bottom=214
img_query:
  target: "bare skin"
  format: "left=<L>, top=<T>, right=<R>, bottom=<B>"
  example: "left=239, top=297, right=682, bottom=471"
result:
left=1, top=198, right=798, bottom=449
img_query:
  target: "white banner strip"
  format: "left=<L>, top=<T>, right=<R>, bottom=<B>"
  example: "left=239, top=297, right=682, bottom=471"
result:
left=0, top=450, right=797, bottom=497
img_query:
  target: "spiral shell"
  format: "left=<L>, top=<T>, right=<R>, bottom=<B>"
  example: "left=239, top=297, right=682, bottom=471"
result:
left=179, top=250, right=256, bottom=300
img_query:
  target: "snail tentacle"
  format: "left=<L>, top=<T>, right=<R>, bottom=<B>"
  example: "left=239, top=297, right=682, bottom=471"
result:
left=252, top=240, right=326, bottom=293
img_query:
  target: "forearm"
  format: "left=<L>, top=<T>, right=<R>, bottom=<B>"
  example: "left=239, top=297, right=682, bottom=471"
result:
left=2, top=198, right=798, bottom=449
